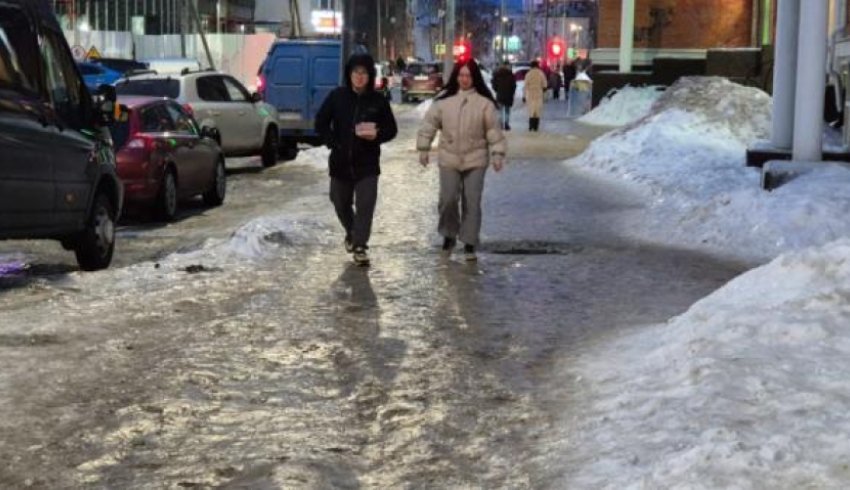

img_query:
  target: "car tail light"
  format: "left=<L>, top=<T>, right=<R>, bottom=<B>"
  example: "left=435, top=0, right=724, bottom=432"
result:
left=375, top=78, right=383, bottom=89
left=181, top=103, right=194, bottom=117
left=256, top=74, right=266, bottom=96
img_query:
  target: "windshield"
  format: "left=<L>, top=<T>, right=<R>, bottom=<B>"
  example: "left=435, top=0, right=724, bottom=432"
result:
left=115, top=79, right=180, bottom=98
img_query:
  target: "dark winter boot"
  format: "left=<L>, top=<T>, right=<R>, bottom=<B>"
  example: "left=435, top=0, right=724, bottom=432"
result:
left=528, top=118, right=534, bottom=131
left=505, top=122, right=511, bottom=131
left=531, top=118, right=540, bottom=131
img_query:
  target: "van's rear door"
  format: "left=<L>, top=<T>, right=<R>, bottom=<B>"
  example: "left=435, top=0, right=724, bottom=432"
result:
left=264, top=41, right=339, bottom=135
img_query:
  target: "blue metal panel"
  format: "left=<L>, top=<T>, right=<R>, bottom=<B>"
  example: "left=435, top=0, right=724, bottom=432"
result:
left=263, top=39, right=340, bottom=139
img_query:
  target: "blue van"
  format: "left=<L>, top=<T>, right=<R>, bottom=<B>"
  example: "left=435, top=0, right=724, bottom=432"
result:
left=259, top=39, right=340, bottom=153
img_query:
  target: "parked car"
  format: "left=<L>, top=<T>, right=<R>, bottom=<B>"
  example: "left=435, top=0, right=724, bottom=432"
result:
left=115, top=71, right=281, bottom=167
left=0, top=0, right=123, bottom=270
left=112, top=97, right=225, bottom=221
left=77, top=61, right=123, bottom=91
left=90, top=57, right=150, bottom=77
left=401, top=62, right=444, bottom=102
left=139, top=57, right=202, bottom=75
left=258, top=39, right=340, bottom=154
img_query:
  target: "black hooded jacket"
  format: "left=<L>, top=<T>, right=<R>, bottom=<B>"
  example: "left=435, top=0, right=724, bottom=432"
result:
left=315, top=54, right=398, bottom=181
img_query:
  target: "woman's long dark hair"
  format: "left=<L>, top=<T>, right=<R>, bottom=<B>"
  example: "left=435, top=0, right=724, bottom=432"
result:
left=437, top=59, right=497, bottom=106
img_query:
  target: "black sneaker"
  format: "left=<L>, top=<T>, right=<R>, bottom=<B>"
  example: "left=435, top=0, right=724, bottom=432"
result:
left=463, top=244, right=477, bottom=262
left=442, top=237, right=457, bottom=250
left=353, top=246, right=370, bottom=266
left=344, top=236, right=354, bottom=253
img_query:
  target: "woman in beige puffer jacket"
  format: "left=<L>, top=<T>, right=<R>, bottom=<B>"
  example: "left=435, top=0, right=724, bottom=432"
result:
left=523, top=60, right=548, bottom=131
left=417, top=59, right=507, bottom=261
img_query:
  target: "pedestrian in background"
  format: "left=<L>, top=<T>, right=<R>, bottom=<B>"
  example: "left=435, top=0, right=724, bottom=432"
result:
left=315, top=53, right=398, bottom=266
left=549, top=69, right=562, bottom=100
left=417, top=59, right=507, bottom=262
left=523, top=60, right=548, bottom=131
left=562, top=60, right=577, bottom=99
left=491, top=61, right=517, bottom=130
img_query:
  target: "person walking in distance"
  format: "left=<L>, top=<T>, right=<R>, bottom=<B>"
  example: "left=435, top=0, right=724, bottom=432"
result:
left=315, top=53, right=398, bottom=266
left=523, top=61, right=547, bottom=131
left=416, top=59, right=507, bottom=262
left=491, top=60, right=517, bottom=130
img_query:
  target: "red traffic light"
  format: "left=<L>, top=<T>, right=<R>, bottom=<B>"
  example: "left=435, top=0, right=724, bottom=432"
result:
left=547, top=37, right=565, bottom=60
left=453, top=39, right=472, bottom=63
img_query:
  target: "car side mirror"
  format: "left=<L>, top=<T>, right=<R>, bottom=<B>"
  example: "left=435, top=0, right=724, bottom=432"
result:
left=201, top=126, right=221, bottom=144
left=93, top=84, right=117, bottom=125
left=251, top=92, right=263, bottom=103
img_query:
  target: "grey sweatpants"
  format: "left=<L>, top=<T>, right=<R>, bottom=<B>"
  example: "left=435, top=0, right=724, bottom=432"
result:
left=438, top=166, right=487, bottom=246
left=330, top=176, right=378, bottom=248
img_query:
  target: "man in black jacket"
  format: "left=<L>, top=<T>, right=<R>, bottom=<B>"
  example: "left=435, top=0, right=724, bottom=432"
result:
left=491, top=61, right=517, bottom=130
left=315, top=53, right=398, bottom=266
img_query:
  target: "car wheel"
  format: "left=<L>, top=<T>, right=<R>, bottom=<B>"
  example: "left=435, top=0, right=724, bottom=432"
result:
left=155, top=169, right=178, bottom=221
left=74, top=191, right=116, bottom=271
left=203, top=158, right=226, bottom=206
left=261, top=128, right=278, bottom=168
left=278, top=138, right=298, bottom=161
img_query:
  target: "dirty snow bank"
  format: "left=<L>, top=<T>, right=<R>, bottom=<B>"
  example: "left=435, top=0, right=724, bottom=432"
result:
left=570, top=76, right=850, bottom=262
left=579, top=85, right=665, bottom=126
left=565, top=238, right=850, bottom=488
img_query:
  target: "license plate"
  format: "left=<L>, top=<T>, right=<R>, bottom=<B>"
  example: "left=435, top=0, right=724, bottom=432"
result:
left=279, top=112, right=302, bottom=121
left=414, top=75, right=428, bottom=81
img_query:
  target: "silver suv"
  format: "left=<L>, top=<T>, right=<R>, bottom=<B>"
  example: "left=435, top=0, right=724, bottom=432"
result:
left=115, top=71, right=282, bottom=167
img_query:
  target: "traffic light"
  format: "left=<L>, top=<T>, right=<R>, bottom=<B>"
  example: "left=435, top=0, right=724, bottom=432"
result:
left=453, top=39, right=472, bottom=64
left=547, top=36, right=565, bottom=61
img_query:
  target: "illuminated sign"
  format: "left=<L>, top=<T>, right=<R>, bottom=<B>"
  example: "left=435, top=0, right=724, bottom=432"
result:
left=311, top=10, right=342, bottom=34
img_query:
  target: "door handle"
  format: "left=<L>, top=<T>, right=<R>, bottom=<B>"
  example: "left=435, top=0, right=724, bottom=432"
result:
left=210, top=111, right=221, bottom=116
left=238, top=111, right=246, bottom=116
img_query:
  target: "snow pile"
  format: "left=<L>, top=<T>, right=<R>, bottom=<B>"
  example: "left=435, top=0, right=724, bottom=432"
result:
left=570, top=76, right=850, bottom=261
left=224, top=215, right=335, bottom=258
left=579, top=85, right=665, bottom=127
left=296, top=146, right=330, bottom=170
left=567, top=238, right=850, bottom=488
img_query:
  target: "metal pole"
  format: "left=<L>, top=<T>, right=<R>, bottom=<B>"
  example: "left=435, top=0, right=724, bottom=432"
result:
left=772, top=0, right=800, bottom=149
left=444, top=0, right=455, bottom=79
left=216, top=0, right=221, bottom=33
left=618, top=0, right=635, bottom=72
left=376, top=0, right=381, bottom=61
left=792, top=0, right=827, bottom=160
left=342, top=0, right=359, bottom=77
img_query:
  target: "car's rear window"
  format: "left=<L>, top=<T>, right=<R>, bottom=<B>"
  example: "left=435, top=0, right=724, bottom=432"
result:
left=115, top=79, right=180, bottom=98
left=407, top=64, right=440, bottom=76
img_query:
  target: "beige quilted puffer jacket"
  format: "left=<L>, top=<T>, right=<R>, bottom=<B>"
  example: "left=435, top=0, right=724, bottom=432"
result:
left=416, top=89, right=507, bottom=171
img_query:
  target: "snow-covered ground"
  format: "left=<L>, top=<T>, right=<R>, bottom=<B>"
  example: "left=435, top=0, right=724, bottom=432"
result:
left=561, top=76, right=850, bottom=487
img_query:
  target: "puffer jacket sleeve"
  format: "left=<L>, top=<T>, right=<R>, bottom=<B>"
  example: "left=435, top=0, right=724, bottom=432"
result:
left=314, top=89, right=336, bottom=149
left=416, top=100, right=442, bottom=152
left=483, top=101, right=507, bottom=158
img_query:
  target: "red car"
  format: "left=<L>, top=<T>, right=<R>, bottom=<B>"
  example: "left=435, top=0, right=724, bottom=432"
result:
left=111, top=97, right=226, bottom=221
left=401, top=62, right=444, bottom=103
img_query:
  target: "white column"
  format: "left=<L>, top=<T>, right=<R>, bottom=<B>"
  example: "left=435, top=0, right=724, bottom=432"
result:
left=771, top=0, right=800, bottom=150
left=792, top=0, right=828, bottom=161
left=619, top=0, right=635, bottom=73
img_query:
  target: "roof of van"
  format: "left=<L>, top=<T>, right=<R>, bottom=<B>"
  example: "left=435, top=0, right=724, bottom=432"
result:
left=271, top=38, right=341, bottom=46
